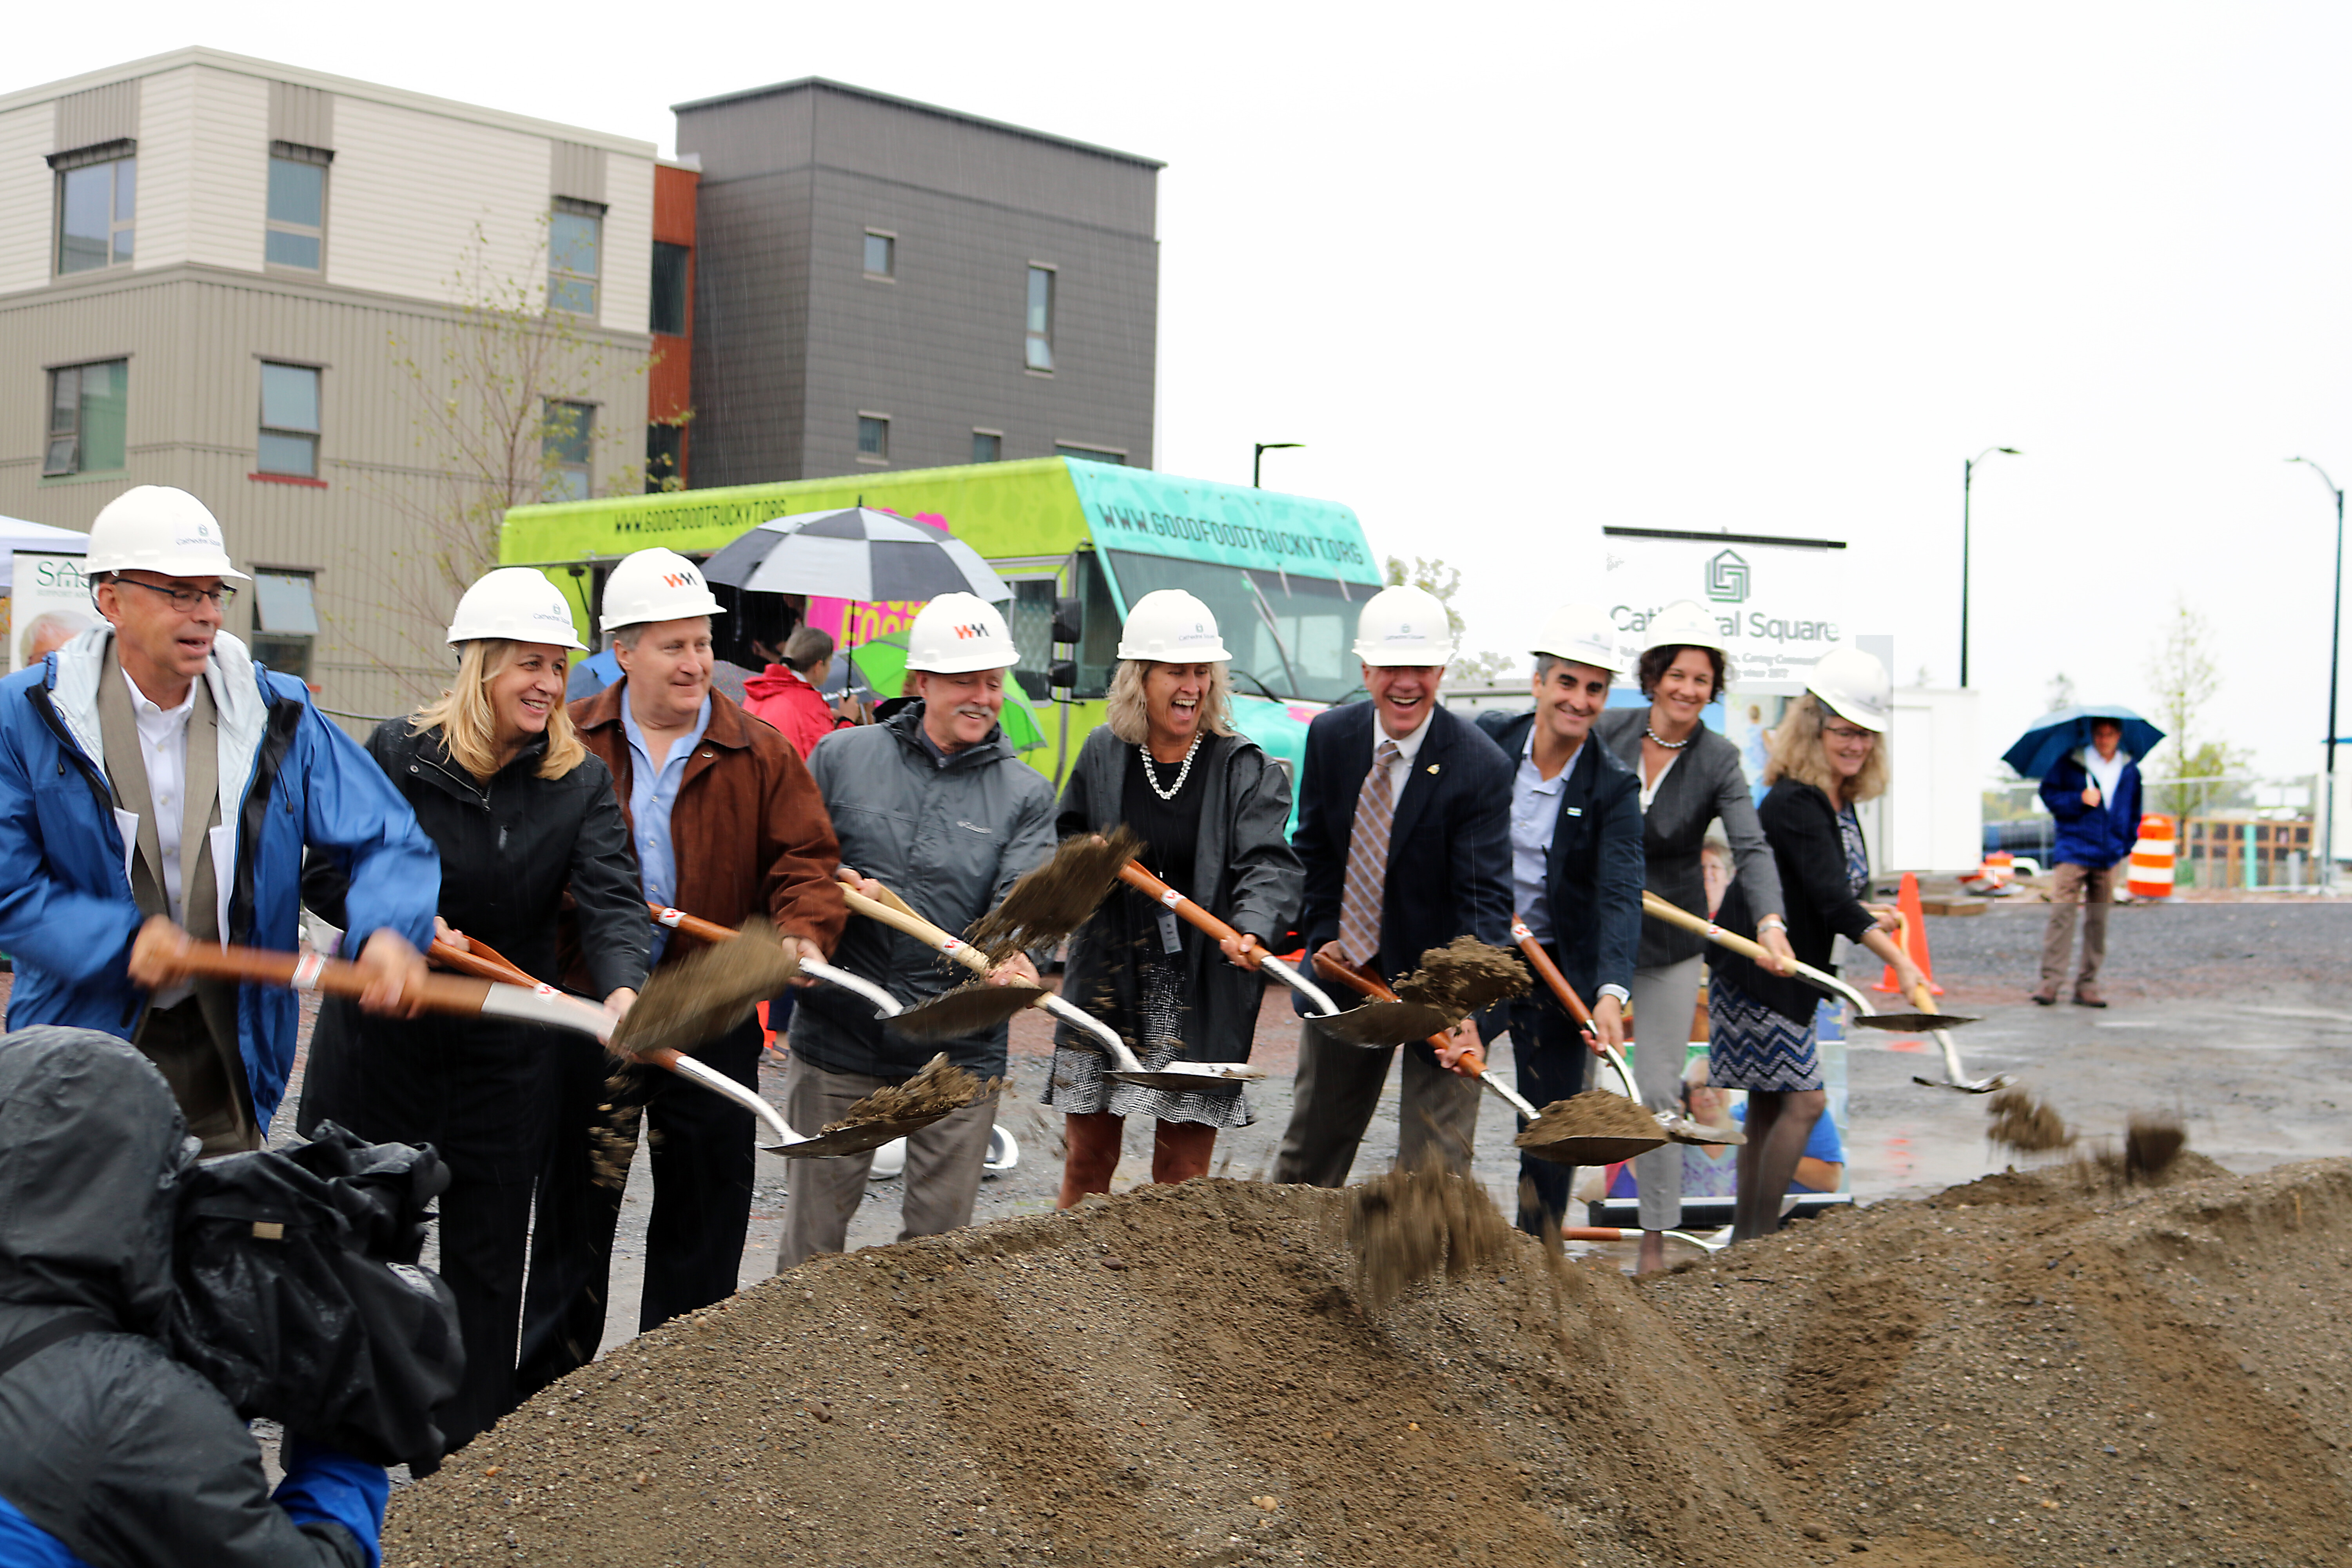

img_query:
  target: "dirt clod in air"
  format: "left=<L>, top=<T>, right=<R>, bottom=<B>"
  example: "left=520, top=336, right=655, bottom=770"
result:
left=608, top=916, right=799, bottom=1060
left=820, top=1052, right=988, bottom=1134
left=1985, top=1087, right=2075, bottom=1155
left=1343, top=1163, right=1515, bottom=1311
left=2123, top=1114, right=2186, bottom=1181
left=965, top=827, right=1144, bottom=960
left=1514, top=1089, right=1666, bottom=1149
left=1394, top=937, right=1530, bottom=1015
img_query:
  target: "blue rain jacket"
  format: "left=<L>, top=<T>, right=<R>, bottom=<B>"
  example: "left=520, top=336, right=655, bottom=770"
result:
left=2040, top=751, right=2143, bottom=870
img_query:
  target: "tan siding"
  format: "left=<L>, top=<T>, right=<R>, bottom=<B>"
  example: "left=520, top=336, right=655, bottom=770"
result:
left=600, top=154, right=653, bottom=337
left=52, top=79, right=138, bottom=153
left=268, top=82, right=334, bottom=150
left=328, top=94, right=549, bottom=307
left=189, top=67, right=268, bottom=274
left=550, top=141, right=606, bottom=204
left=0, top=105, right=52, bottom=295
left=132, top=66, right=195, bottom=274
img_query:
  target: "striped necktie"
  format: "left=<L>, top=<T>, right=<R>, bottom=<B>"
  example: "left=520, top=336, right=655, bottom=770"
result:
left=1337, top=739, right=1402, bottom=967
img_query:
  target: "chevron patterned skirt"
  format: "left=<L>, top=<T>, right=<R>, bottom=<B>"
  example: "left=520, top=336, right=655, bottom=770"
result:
left=1707, top=972, right=1825, bottom=1092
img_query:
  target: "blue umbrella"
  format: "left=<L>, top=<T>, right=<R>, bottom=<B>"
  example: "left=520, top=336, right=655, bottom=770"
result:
left=2001, top=705, right=2166, bottom=780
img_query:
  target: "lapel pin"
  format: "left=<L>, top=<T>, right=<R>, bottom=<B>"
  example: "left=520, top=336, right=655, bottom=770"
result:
left=1426, top=764, right=1439, bottom=775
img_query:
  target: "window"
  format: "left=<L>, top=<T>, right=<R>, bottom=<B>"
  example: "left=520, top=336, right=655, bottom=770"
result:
left=265, top=147, right=328, bottom=270
left=58, top=155, right=135, bottom=274
left=43, top=360, right=129, bottom=477
left=646, top=422, right=684, bottom=492
left=257, top=363, right=320, bottom=478
left=250, top=570, right=319, bottom=683
left=1025, top=265, right=1055, bottom=371
left=1105, top=551, right=1362, bottom=703
left=856, top=414, right=889, bottom=463
left=650, top=241, right=690, bottom=336
left=544, top=400, right=593, bottom=500
left=549, top=200, right=603, bottom=316
left=971, top=430, right=1002, bottom=465
left=863, top=230, right=895, bottom=279
left=1055, top=442, right=1125, bottom=466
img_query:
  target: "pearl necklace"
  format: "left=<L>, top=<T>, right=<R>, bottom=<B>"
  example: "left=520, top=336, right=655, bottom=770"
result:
left=1644, top=723, right=1695, bottom=750
left=1139, top=731, right=1203, bottom=800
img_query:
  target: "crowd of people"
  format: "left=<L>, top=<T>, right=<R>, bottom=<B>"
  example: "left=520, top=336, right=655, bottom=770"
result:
left=0, top=483, right=1935, bottom=1563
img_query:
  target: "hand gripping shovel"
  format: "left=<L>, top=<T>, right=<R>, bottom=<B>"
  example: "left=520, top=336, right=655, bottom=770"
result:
left=1510, top=917, right=1741, bottom=1149
left=1310, top=952, right=1667, bottom=1166
left=836, top=873, right=1265, bottom=1093
left=1109, top=862, right=1356, bottom=1020
left=646, top=903, right=903, bottom=1021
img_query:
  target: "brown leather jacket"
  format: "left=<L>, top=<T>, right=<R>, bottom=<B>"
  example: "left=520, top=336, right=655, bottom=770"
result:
left=567, top=682, right=847, bottom=967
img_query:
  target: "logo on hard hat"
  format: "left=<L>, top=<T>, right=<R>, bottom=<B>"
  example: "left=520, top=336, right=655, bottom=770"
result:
left=951, top=622, right=990, bottom=640
left=1706, top=549, right=1749, bottom=605
left=661, top=571, right=698, bottom=589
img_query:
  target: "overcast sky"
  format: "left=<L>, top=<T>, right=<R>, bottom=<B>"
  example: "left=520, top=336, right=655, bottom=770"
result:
left=16, top=2, right=2350, bottom=780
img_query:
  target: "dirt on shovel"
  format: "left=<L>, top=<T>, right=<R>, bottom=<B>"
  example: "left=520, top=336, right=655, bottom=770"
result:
left=1513, top=1089, right=1668, bottom=1154
left=1393, top=937, right=1530, bottom=1015
left=822, top=1051, right=993, bottom=1136
left=608, top=916, right=798, bottom=1060
left=965, top=827, right=1143, bottom=961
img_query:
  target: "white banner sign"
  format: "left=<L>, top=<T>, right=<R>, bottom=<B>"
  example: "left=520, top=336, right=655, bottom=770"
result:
left=1599, top=528, right=1851, bottom=693
left=11, top=553, right=96, bottom=673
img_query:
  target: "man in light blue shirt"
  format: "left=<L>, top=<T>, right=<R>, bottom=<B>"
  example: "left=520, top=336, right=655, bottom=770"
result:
left=621, top=688, right=710, bottom=967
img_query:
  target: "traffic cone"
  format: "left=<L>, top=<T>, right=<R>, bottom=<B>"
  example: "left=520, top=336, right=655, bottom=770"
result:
left=1872, top=871, right=1943, bottom=995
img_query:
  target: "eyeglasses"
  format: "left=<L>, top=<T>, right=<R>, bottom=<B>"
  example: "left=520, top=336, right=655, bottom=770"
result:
left=111, top=577, right=238, bottom=613
left=1821, top=722, right=1876, bottom=742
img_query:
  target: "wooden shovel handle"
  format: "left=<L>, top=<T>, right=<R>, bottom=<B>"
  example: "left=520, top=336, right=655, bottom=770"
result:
left=1310, top=951, right=1486, bottom=1076
left=1116, top=862, right=1251, bottom=950
left=837, top=878, right=993, bottom=977
left=1510, top=917, right=1596, bottom=1033
left=431, top=937, right=537, bottom=989
left=650, top=902, right=737, bottom=946
left=167, top=942, right=495, bottom=1014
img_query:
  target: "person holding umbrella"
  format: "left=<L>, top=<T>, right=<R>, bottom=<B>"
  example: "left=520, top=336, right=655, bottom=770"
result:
left=299, top=566, right=648, bottom=1452
left=2028, top=712, right=2146, bottom=1007
left=1048, top=591, right=1303, bottom=1205
left=1705, top=648, right=1926, bottom=1244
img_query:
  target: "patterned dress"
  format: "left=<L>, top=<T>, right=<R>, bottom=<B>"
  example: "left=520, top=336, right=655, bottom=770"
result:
left=1707, top=803, right=1868, bottom=1092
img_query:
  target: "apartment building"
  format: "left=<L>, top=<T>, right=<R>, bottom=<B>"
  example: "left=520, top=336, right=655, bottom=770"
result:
left=0, top=48, right=671, bottom=717
left=676, top=78, right=1160, bottom=485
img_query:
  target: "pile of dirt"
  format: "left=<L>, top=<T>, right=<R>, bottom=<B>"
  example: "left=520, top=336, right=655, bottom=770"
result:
left=388, top=1157, right=2352, bottom=1567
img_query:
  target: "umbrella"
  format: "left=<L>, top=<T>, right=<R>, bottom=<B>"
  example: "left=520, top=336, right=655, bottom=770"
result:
left=827, top=634, right=1049, bottom=753
left=2001, top=705, right=2167, bottom=780
left=702, top=508, right=1011, bottom=603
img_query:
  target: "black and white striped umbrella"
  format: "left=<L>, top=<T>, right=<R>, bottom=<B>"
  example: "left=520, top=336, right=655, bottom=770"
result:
left=701, top=508, right=1011, bottom=603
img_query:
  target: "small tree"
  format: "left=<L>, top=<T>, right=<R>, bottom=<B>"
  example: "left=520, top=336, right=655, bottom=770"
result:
left=2046, top=671, right=2076, bottom=712
left=1383, top=555, right=1512, bottom=684
left=2144, top=596, right=2250, bottom=819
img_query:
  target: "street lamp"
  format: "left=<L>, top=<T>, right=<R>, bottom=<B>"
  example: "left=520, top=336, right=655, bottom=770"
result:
left=1253, top=442, right=1303, bottom=488
left=1959, top=446, right=2021, bottom=688
left=2289, top=456, right=2344, bottom=892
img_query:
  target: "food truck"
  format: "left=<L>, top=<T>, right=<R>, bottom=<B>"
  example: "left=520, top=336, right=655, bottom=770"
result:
left=497, top=456, right=1385, bottom=789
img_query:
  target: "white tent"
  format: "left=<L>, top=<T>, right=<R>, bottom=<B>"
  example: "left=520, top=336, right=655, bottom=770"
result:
left=0, top=517, right=90, bottom=590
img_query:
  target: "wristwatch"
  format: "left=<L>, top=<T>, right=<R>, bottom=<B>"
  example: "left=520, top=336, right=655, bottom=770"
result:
left=1757, top=915, right=1788, bottom=935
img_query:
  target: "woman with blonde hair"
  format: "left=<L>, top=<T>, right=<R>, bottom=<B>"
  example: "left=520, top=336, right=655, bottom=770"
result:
left=299, top=568, right=646, bottom=1453
left=1704, top=648, right=1924, bottom=1243
left=1047, top=590, right=1301, bottom=1204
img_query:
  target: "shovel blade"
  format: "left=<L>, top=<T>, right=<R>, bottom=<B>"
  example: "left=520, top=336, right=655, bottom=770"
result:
left=1854, top=1011, right=1982, bottom=1031
left=1912, top=1073, right=2015, bottom=1095
left=1520, top=1133, right=1668, bottom=1166
left=768, top=1112, right=953, bottom=1159
left=1318, top=999, right=1461, bottom=1047
left=889, top=983, right=1043, bottom=1040
left=1662, top=1114, right=1745, bottom=1147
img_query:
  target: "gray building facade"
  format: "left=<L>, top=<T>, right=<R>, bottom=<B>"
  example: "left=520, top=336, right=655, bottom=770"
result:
left=675, top=79, right=1159, bottom=485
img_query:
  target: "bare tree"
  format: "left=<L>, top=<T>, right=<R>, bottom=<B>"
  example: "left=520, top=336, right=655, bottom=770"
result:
left=1383, top=555, right=1512, bottom=684
left=2144, top=595, right=2249, bottom=817
left=2045, top=670, right=2076, bottom=712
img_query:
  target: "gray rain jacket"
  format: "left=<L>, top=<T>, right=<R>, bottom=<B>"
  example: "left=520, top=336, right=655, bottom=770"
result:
left=0, top=1028, right=379, bottom=1567
left=793, top=708, right=1056, bottom=1080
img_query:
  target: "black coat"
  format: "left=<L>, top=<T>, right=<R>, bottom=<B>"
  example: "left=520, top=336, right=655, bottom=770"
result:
left=1711, top=779, right=1878, bottom=1026
left=1472, top=710, right=1645, bottom=1007
left=1054, top=727, right=1302, bottom=1065
left=299, top=722, right=647, bottom=1186
left=1294, top=701, right=1514, bottom=987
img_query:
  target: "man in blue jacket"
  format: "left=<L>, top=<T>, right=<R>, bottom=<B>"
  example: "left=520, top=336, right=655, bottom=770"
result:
left=1472, top=604, right=1644, bottom=1238
left=0, top=487, right=436, bottom=1151
left=2035, top=717, right=2140, bottom=1007
left=1273, top=584, right=1515, bottom=1186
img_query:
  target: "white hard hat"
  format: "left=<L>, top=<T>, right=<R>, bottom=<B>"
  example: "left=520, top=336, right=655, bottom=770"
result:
left=1807, top=647, right=1891, bottom=733
left=1530, top=602, right=1624, bottom=675
left=600, top=547, right=725, bottom=633
left=1641, top=599, right=1730, bottom=659
left=85, top=486, right=249, bottom=581
left=906, top=592, right=1018, bottom=674
left=1116, top=590, right=1230, bottom=663
left=446, top=567, right=588, bottom=650
left=1351, top=584, right=1456, bottom=667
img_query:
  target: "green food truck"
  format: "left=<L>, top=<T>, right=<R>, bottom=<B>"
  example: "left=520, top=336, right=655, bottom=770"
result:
left=497, top=456, right=1384, bottom=793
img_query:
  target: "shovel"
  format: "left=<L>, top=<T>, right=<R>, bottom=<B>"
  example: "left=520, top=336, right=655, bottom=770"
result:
left=837, top=874, right=1265, bottom=1093
left=1110, top=862, right=1367, bottom=1025
left=1636, top=892, right=1979, bottom=1031
left=1901, top=981, right=2012, bottom=1096
left=646, top=903, right=903, bottom=1020
left=1564, top=1225, right=1728, bottom=1253
left=1510, top=917, right=1742, bottom=1149
left=1310, top=952, right=1667, bottom=1166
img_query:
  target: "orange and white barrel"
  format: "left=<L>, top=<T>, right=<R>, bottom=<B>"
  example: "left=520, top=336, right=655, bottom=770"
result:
left=2127, top=814, right=2176, bottom=899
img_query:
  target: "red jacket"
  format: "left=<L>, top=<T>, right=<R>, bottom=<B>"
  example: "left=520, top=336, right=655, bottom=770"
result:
left=740, top=665, right=841, bottom=759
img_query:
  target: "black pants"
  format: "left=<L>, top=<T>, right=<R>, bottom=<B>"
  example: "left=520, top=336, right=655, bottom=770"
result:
left=1509, top=995, right=1591, bottom=1240
left=518, top=1018, right=762, bottom=1396
left=437, top=1172, right=536, bottom=1453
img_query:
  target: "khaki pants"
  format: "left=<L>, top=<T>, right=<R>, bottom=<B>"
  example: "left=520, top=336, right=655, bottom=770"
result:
left=774, top=1055, right=998, bottom=1274
left=2040, top=862, right=2115, bottom=993
left=136, top=998, right=258, bottom=1156
left=1272, top=1020, right=1482, bottom=1187
left=1627, top=955, right=1706, bottom=1232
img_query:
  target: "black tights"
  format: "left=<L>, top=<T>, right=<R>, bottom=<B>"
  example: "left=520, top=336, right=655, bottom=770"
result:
left=1732, top=1088, right=1824, bottom=1242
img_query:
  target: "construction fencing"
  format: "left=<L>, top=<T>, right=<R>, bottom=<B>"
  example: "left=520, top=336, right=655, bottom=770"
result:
left=1982, top=774, right=2330, bottom=893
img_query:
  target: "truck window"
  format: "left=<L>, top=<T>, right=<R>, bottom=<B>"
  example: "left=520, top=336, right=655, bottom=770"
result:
left=1101, top=551, right=1361, bottom=704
